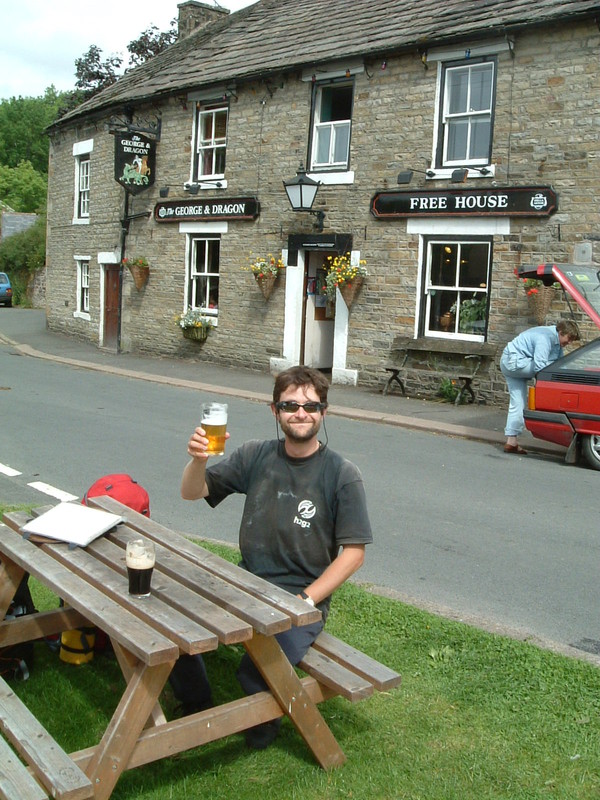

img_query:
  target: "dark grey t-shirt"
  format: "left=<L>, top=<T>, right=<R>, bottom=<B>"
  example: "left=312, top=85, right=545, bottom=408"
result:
left=205, top=440, right=372, bottom=616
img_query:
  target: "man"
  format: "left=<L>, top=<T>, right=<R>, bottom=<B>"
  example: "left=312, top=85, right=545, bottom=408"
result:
left=180, top=365, right=372, bottom=748
left=500, top=319, right=580, bottom=454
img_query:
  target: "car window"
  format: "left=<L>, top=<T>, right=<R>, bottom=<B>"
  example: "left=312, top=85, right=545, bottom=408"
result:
left=0, top=273, right=9, bottom=284
left=551, top=339, right=600, bottom=372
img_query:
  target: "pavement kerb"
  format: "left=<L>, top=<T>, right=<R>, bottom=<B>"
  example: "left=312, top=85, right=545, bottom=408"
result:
left=5, top=336, right=555, bottom=454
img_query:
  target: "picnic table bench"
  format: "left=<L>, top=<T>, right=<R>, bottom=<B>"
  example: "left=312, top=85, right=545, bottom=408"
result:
left=0, top=498, right=401, bottom=799
left=383, top=336, right=498, bottom=404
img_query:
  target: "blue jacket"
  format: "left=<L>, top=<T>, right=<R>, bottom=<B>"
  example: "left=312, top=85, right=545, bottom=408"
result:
left=501, top=325, right=562, bottom=377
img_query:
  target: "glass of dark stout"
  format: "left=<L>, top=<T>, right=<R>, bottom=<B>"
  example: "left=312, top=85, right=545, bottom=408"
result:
left=126, top=539, right=155, bottom=598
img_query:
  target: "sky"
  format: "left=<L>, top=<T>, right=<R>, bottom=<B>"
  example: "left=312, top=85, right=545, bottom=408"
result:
left=0, top=0, right=255, bottom=100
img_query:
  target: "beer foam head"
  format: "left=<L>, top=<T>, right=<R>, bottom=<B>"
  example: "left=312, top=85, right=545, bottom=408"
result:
left=126, top=540, right=155, bottom=568
left=202, top=405, right=227, bottom=425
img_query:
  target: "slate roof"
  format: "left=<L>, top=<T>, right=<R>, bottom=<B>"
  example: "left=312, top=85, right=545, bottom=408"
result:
left=55, top=0, right=600, bottom=127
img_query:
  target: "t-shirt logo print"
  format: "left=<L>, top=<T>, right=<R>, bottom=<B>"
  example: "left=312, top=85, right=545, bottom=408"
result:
left=294, top=499, right=316, bottom=530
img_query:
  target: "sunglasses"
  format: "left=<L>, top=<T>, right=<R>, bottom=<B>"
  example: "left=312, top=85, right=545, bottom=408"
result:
left=275, top=401, right=327, bottom=414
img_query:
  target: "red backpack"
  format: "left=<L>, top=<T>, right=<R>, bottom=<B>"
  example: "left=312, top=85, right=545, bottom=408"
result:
left=82, top=473, right=150, bottom=517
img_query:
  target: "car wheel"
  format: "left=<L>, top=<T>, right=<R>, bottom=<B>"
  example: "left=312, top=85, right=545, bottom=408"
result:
left=582, top=435, right=600, bottom=470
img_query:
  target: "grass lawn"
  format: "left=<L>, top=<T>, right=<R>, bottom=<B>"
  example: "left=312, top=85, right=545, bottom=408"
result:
left=2, top=525, right=599, bottom=800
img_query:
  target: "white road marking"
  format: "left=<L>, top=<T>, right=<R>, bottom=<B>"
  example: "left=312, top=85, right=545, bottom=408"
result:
left=27, top=482, right=79, bottom=502
left=0, top=462, right=21, bottom=477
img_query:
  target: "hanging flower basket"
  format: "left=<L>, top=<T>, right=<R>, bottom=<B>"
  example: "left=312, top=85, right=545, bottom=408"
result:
left=245, top=255, right=284, bottom=300
left=182, top=326, right=209, bottom=342
left=177, top=307, right=214, bottom=343
left=338, top=277, right=364, bottom=308
left=255, top=273, right=277, bottom=299
left=323, top=252, right=367, bottom=307
left=527, top=286, right=556, bottom=324
left=122, top=257, right=149, bottom=290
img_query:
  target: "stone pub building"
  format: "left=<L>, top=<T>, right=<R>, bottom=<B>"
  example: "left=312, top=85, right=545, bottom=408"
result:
left=45, top=0, right=600, bottom=403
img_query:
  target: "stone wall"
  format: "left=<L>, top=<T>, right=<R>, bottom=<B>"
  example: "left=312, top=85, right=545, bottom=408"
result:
left=46, top=18, right=600, bottom=403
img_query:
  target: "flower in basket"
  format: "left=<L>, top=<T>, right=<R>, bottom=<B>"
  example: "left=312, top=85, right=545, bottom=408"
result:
left=514, top=269, right=559, bottom=295
left=122, top=256, right=149, bottom=269
left=177, top=307, right=215, bottom=331
left=323, top=252, right=367, bottom=299
left=246, top=255, right=285, bottom=279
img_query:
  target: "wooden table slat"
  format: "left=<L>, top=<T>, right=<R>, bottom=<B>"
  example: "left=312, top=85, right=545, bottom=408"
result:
left=105, top=522, right=292, bottom=636
left=0, top=676, right=93, bottom=799
left=47, top=538, right=219, bottom=655
left=312, top=631, right=402, bottom=691
left=0, top=733, right=49, bottom=800
left=89, top=537, right=252, bottom=645
left=0, top=518, right=178, bottom=666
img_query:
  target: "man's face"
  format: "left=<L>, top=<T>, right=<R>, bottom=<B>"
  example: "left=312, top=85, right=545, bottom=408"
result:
left=273, top=384, right=325, bottom=443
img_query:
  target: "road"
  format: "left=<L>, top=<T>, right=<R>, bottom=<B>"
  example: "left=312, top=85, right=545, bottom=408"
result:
left=1, top=342, right=599, bottom=663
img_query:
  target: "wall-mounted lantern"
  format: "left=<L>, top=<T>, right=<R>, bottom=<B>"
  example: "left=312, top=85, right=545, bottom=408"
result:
left=283, top=164, right=325, bottom=231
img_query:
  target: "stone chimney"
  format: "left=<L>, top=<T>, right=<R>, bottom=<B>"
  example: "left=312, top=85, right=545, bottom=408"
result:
left=177, top=1, right=229, bottom=39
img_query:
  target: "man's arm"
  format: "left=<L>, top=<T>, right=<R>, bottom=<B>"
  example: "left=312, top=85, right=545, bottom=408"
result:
left=181, top=426, right=211, bottom=500
left=299, top=544, right=365, bottom=605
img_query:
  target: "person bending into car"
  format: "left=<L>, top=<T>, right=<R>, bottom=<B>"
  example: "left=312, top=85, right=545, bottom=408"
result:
left=500, top=319, right=580, bottom=454
left=180, top=365, right=372, bottom=750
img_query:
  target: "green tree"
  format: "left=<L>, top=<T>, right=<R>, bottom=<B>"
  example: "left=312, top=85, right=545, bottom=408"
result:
left=0, top=161, right=47, bottom=213
left=0, top=88, right=63, bottom=174
left=127, top=22, right=177, bottom=67
left=74, top=44, right=123, bottom=98
left=0, top=213, right=46, bottom=304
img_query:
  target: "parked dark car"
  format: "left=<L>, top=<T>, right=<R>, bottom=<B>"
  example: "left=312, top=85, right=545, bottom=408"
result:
left=520, top=263, right=600, bottom=469
left=0, top=272, right=12, bottom=306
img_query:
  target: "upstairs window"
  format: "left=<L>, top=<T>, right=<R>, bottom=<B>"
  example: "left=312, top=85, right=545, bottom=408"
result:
left=421, top=239, right=491, bottom=341
left=72, top=138, right=93, bottom=223
left=438, top=59, right=495, bottom=167
left=189, top=236, right=220, bottom=316
left=309, top=81, right=353, bottom=171
left=195, top=104, right=228, bottom=179
left=77, top=157, right=90, bottom=217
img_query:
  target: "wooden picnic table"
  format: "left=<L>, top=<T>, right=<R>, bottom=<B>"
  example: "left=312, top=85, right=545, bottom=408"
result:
left=0, top=497, right=401, bottom=800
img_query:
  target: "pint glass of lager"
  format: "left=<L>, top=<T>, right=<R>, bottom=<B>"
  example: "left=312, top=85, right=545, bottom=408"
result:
left=201, top=402, right=228, bottom=456
left=126, top=539, right=155, bottom=598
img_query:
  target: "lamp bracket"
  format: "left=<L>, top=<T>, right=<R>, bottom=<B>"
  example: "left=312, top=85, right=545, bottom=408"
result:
left=310, top=210, right=325, bottom=232
left=108, top=115, right=162, bottom=142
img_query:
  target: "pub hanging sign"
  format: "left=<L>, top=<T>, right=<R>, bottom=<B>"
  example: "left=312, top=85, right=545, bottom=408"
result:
left=370, top=186, right=557, bottom=219
left=154, top=197, right=260, bottom=222
left=114, top=133, right=156, bottom=195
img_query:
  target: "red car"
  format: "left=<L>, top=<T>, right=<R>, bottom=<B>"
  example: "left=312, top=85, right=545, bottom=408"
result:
left=520, top=263, right=600, bottom=469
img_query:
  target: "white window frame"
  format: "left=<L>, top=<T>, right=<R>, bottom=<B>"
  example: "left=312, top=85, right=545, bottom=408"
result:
left=72, top=139, right=93, bottom=224
left=421, top=238, right=492, bottom=342
left=187, top=235, right=220, bottom=321
left=74, top=256, right=90, bottom=319
left=309, top=79, right=353, bottom=172
left=441, top=60, right=495, bottom=167
left=426, top=40, right=510, bottom=180
left=193, top=102, right=228, bottom=186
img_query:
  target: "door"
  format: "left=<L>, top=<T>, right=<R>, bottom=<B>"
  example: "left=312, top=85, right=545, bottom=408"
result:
left=103, top=265, right=121, bottom=350
left=301, top=251, right=335, bottom=369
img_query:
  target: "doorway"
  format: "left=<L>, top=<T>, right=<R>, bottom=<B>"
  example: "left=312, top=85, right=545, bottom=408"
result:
left=301, top=251, right=335, bottom=370
left=103, top=264, right=120, bottom=350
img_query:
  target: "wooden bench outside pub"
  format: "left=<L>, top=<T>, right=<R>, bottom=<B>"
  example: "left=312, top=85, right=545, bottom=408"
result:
left=383, top=336, right=498, bottom=405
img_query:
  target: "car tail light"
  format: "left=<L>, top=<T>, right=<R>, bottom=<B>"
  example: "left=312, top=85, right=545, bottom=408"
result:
left=528, top=385, right=536, bottom=410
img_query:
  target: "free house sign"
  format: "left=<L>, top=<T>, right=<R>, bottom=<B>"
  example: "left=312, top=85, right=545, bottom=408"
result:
left=154, top=197, right=260, bottom=222
left=370, top=186, right=557, bottom=218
